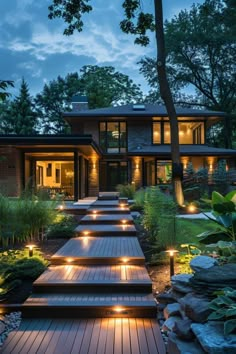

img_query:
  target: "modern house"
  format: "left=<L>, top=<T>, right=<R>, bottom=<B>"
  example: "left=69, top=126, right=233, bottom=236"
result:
left=0, top=97, right=236, bottom=200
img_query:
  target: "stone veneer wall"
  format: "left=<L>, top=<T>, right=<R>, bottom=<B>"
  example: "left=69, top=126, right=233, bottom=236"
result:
left=0, top=147, right=22, bottom=196
left=88, top=158, right=99, bottom=196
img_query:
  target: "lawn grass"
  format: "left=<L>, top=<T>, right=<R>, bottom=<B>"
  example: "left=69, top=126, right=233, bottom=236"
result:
left=175, top=217, right=217, bottom=245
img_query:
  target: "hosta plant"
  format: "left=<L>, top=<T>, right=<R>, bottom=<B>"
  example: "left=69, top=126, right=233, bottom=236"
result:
left=208, top=287, right=236, bottom=335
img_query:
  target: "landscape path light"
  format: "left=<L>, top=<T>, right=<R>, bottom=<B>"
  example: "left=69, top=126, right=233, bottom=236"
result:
left=165, top=249, right=179, bottom=278
left=26, top=244, right=36, bottom=257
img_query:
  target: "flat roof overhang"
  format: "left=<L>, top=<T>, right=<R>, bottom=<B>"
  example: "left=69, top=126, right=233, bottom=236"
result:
left=127, top=144, right=236, bottom=158
left=0, top=135, right=101, bottom=157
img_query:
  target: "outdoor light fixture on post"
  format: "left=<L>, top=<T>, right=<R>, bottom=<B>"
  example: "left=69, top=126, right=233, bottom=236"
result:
left=26, top=244, right=36, bottom=257
left=165, top=249, right=178, bottom=277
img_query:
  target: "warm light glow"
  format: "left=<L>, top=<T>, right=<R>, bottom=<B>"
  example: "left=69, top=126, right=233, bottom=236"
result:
left=179, top=131, right=184, bottom=136
left=136, top=164, right=139, bottom=169
left=166, top=249, right=178, bottom=257
left=114, top=306, right=125, bottom=313
left=120, top=203, right=125, bottom=209
left=122, top=258, right=129, bottom=263
left=121, top=219, right=127, bottom=224
left=83, top=231, right=89, bottom=236
left=66, top=258, right=73, bottom=263
left=82, top=236, right=89, bottom=245
left=26, top=244, right=36, bottom=251
left=59, top=204, right=64, bottom=210
left=188, top=204, right=196, bottom=213
left=93, top=210, right=97, bottom=214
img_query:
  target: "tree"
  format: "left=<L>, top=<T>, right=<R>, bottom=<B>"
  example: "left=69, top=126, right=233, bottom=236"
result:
left=0, top=80, right=14, bottom=102
left=48, top=0, right=185, bottom=205
left=35, top=66, right=143, bottom=134
left=139, top=0, right=236, bottom=147
left=79, top=65, right=143, bottom=108
left=34, top=73, right=79, bottom=134
left=3, top=79, right=37, bottom=135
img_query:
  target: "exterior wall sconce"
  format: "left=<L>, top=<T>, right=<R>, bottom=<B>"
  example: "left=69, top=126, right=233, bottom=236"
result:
left=165, top=249, right=178, bottom=277
left=136, top=163, right=139, bottom=169
left=26, top=244, right=36, bottom=257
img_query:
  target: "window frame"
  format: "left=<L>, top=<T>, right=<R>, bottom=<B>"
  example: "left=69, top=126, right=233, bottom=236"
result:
left=99, top=121, right=127, bottom=153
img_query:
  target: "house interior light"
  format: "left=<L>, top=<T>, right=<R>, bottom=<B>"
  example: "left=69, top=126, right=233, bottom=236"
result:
left=26, top=244, right=36, bottom=257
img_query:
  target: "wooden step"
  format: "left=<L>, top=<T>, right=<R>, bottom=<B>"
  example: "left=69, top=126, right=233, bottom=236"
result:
left=22, top=293, right=157, bottom=318
left=88, top=206, right=130, bottom=214
left=80, top=214, right=134, bottom=225
left=33, top=265, right=152, bottom=293
left=50, top=237, right=145, bottom=265
left=75, top=224, right=137, bottom=237
left=0, top=317, right=166, bottom=354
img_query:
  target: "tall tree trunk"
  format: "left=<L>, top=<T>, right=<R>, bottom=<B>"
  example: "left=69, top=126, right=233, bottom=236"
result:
left=154, top=0, right=184, bottom=206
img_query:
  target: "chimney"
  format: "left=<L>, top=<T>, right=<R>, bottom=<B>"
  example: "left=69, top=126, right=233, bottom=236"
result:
left=71, top=95, right=89, bottom=111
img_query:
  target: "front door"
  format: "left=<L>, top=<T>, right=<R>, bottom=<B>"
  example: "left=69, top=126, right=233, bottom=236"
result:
left=100, top=161, right=128, bottom=191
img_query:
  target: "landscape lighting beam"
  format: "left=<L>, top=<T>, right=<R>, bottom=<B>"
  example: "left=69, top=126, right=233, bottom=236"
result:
left=26, top=244, right=36, bottom=257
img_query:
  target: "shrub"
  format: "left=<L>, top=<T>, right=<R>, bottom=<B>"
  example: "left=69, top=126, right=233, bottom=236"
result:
left=116, top=183, right=136, bottom=199
left=46, top=214, right=77, bottom=239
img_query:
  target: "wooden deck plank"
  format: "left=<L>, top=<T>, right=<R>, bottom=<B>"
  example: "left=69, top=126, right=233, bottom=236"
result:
left=52, top=237, right=143, bottom=257
left=0, top=318, right=166, bottom=354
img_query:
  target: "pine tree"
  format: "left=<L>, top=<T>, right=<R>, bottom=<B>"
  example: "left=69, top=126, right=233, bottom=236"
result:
left=9, top=79, right=37, bottom=135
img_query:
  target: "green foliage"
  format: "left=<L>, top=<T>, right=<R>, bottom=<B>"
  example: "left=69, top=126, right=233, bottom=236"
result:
left=46, top=214, right=77, bottom=239
left=197, top=190, right=236, bottom=244
left=142, top=186, right=177, bottom=248
left=0, top=80, right=14, bottom=101
left=131, top=188, right=146, bottom=211
left=35, top=67, right=143, bottom=133
left=116, top=183, right=136, bottom=199
left=0, top=249, right=48, bottom=300
left=1, top=79, right=37, bottom=135
left=0, top=195, right=57, bottom=247
left=208, top=287, right=236, bottom=335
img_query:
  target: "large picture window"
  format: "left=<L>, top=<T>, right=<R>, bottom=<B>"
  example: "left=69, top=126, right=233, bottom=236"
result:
left=99, top=122, right=127, bottom=153
left=152, top=121, right=205, bottom=144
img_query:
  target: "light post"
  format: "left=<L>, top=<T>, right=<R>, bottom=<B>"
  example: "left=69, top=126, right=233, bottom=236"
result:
left=26, top=244, right=36, bottom=257
left=165, top=249, right=178, bottom=277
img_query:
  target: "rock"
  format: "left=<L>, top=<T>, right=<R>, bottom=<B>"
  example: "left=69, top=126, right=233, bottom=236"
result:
left=191, top=322, right=236, bottom=354
left=190, top=256, right=218, bottom=272
left=156, top=292, right=176, bottom=304
left=179, top=293, right=212, bottom=323
left=163, top=303, right=182, bottom=319
left=190, top=263, right=236, bottom=295
left=0, top=321, right=5, bottom=335
left=173, top=319, right=195, bottom=340
left=171, top=274, right=193, bottom=293
left=162, top=316, right=182, bottom=332
left=167, top=332, right=205, bottom=354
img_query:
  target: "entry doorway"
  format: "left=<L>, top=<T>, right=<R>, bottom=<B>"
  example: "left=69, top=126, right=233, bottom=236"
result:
left=100, top=161, right=128, bottom=191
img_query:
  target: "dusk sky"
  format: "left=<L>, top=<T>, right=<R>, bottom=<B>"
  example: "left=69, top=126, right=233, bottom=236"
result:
left=0, top=0, right=204, bottom=98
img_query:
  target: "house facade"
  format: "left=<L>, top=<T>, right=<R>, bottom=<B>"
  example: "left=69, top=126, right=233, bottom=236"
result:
left=0, top=98, right=236, bottom=200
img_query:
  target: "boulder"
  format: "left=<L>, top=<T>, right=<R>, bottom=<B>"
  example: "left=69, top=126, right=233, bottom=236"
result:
left=191, top=322, right=236, bottom=354
left=179, top=293, right=212, bottom=323
left=156, top=292, right=176, bottom=304
left=162, top=316, right=182, bottom=332
left=171, top=274, right=193, bottom=293
left=173, top=319, right=195, bottom=340
left=167, top=332, right=205, bottom=354
left=190, top=263, right=236, bottom=295
left=190, top=255, right=218, bottom=272
left=163, top=303, right=182, bottom=319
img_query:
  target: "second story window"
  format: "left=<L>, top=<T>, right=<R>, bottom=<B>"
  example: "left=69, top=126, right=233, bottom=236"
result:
left=153, top=120, right=205, bottom=144
left=99, top=122, right=127, bottom=153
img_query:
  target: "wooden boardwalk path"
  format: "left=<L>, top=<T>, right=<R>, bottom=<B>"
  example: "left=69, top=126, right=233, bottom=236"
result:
left=1, top=197, right=166, bottom=354
left=1, top=318, right=166, bottom=354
